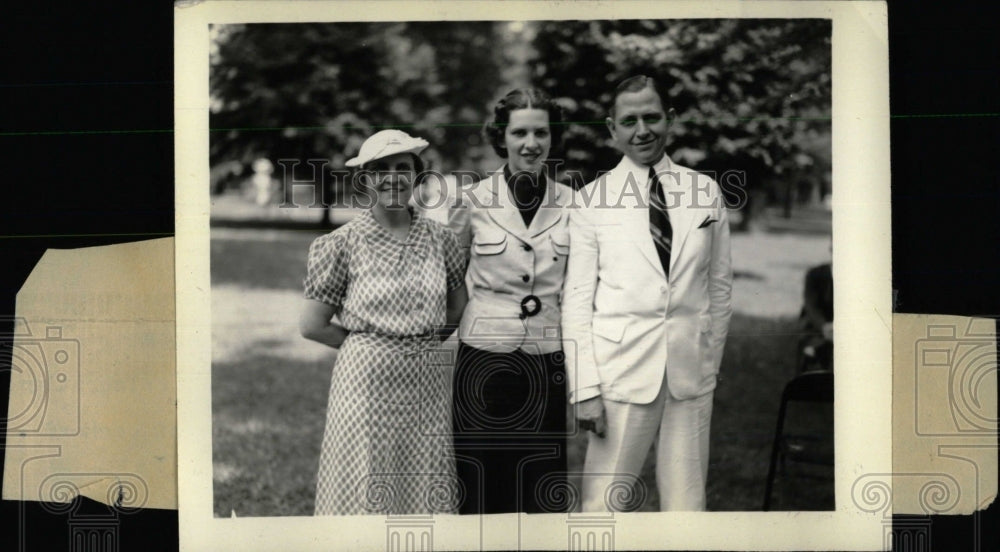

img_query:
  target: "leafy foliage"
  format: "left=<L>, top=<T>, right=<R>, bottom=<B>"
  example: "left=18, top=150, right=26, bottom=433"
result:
left=532, top=19, right=831, bottom=192
left=210, top=22, right=503, bottom=174
left=210, top=20, right=831, bottom=214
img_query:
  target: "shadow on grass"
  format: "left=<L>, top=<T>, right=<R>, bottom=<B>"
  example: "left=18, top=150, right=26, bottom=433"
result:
left=212, top=352, right=334, bottom=517
left=210, top=228, right=326, bottom=292
left=211, top=313, right=833, bottom=516
left=706, top=312, right=834, bottom=511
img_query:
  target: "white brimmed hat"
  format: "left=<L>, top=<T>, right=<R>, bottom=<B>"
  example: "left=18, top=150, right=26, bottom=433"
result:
left=345, top=129, right=430, bottom=168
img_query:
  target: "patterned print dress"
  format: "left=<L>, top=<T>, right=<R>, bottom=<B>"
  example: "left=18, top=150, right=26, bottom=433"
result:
left=305, top=209, right=466, bottom=515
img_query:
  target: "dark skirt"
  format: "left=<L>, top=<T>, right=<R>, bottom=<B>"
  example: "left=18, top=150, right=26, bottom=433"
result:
left=451, top=341, right=569, bottom=514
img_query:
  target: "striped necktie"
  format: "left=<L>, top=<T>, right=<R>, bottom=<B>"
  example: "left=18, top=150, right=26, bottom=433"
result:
left=648, top=167, right=673, bottom=278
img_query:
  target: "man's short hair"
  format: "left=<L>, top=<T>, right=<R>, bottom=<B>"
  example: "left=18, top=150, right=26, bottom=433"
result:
left=608, top=75, right=667, bottom=118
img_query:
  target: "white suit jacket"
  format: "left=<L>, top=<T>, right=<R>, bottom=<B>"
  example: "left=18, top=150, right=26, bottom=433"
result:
left=448, top=168, right=573, bottom=354
left=561, top=154, right=733, bottom=403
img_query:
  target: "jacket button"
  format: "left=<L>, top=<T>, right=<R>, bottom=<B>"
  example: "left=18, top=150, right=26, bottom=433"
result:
left=522, top=244, right=532, bottom=251
left=659, top=286, right=667, bottom=294
left=522, top=274, right=530, bottom=282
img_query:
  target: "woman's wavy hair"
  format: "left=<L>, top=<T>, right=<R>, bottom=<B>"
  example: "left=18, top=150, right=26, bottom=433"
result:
left=483, top=88, right=565, bottom=158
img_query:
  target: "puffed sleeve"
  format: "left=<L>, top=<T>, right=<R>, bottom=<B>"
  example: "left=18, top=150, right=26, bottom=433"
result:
left=440, top=225, right=467, bottom=292
left=303, top=232, right=350, bottom=312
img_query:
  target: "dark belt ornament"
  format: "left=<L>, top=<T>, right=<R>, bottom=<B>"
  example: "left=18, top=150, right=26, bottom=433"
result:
left=519, top=295, right=542, bottom=319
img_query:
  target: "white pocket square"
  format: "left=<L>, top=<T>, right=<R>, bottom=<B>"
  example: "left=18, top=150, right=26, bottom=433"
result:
left=697, top=216, right=718, bottom=229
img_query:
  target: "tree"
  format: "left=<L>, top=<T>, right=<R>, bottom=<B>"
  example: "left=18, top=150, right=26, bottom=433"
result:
left=209, top=20, right=832, bottom=230
left=530, top=19, right=832, bottom=228
left=209, top=22, right=505, bottom=215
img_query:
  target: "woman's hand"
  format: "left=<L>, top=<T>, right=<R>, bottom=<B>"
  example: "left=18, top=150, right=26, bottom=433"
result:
left=436, top=283, right=468, bottom=340
left=299, top=299, right=350, bottom=349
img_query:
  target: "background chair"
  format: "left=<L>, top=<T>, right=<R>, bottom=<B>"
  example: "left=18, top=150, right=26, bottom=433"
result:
left=762, top=370, right=834, bottom=510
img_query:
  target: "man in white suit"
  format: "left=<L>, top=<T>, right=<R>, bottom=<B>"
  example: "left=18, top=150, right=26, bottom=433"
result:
left=562, top=75, right=733, bottom=511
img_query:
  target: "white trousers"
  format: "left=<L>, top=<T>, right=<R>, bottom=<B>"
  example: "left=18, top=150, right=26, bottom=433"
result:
left=580, top=382, right=714, bottom=512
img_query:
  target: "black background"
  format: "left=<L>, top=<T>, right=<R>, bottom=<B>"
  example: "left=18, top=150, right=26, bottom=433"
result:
left=1, top=1, right=997, bottom=550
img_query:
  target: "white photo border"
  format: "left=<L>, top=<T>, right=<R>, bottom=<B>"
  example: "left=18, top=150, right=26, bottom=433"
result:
left=176, top=1, right=891, bottom=550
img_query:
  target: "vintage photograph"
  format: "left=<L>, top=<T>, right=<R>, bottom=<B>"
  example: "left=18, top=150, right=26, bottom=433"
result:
left=207, top=17, right=834, bottom=518
left=177, top=1, right=891, bottom=549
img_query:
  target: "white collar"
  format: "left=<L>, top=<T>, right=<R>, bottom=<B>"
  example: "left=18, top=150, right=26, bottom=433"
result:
left=618, top=152, right=674, bottom=178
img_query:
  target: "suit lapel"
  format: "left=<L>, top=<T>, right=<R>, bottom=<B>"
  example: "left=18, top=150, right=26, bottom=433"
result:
left=527, top=181, right=563, bottom=237
left=666, top=183, right=697, bottom=275
left=485, top=171, right=529, bottom=238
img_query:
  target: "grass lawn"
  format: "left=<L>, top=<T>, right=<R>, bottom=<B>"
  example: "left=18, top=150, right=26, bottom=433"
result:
left=211, top=223, right=833, bottom=517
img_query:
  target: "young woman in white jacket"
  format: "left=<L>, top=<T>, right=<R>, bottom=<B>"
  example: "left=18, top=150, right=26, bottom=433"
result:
left=447, top=88, right=573, bottom=514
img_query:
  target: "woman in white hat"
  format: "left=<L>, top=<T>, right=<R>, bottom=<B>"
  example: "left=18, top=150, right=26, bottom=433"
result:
left=448, top=89, right=573, bottom=514
left=300, top=129, right=468, bottom=515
